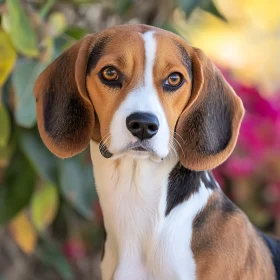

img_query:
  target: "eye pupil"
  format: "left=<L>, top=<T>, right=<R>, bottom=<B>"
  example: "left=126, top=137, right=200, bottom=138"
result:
left=167, top=73, right=182, bottom=86
left=106, top=69, right=115, bottom=76
left=102, top=67, right=118, bottom=81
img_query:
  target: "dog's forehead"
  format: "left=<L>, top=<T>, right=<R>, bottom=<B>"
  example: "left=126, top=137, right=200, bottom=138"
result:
left=90, top=24, right=191, bottom=67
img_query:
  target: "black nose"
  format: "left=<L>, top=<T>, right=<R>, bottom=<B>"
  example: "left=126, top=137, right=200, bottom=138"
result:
left=126, top=113, right=159, bottom=140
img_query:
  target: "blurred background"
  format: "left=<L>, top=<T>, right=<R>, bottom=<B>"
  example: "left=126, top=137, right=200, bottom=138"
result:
left=0, top=0, right=280, bottom=279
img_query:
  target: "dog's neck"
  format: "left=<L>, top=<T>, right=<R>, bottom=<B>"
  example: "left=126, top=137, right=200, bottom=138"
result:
left=90, top=141, right=215, bottom=279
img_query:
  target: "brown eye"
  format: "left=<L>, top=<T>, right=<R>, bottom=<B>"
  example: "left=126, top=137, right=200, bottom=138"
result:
left=167, top=72, right=182, bottom=86
left=101, top=66, right=118, bottom=81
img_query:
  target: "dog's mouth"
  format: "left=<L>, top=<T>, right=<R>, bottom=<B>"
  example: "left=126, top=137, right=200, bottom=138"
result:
left=123, top=141, right=155, bottom=155
left=131, top=146, right=148, bottom=152
left=99, top=141, right=156, bottom=159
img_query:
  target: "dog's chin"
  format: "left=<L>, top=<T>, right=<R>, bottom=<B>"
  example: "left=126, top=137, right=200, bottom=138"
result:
left=124, top=149, right=164, bottom=163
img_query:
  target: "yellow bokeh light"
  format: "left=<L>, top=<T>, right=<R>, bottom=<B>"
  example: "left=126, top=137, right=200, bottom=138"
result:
left=176, top=0, right=280, bottom=95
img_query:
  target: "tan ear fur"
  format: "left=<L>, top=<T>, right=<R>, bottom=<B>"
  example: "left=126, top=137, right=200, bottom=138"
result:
left=176, top=48, right=244, bottom=171
left=34, top=35, right=96, bottom=158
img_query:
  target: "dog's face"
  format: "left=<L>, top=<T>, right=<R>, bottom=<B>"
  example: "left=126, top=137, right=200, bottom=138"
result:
left=34, top=24, right=244, bottom=171
left=87, top=29, right=193, bottom=161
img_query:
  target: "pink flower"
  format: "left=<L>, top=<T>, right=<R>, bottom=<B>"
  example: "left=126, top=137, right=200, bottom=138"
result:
left=63, top=239, right=87, bottom=261
left=223, top=157, right=255, bottom=178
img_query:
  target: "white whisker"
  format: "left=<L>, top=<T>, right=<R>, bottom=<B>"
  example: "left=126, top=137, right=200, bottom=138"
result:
left=169, top=130, right=186, bottom=159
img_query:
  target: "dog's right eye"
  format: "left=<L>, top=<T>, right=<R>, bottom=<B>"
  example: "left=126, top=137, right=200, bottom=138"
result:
left=99, top=66, right=122, bottom=88
left=163, top=72, right=184, bottom=92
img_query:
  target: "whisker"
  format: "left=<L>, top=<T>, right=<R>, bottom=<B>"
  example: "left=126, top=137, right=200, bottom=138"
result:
left=168, top=141, right=177, bottom=160
left=102, top=135, right=111, bottom=150
left=169, top=130, right=186, bottom=159
left=173, top=131, right=185, bottom=144
left=99, top=133, right=110, bottom=146
left=174, top=137, right=186, bottom=159
left=99, top=134, right=111, bottom=152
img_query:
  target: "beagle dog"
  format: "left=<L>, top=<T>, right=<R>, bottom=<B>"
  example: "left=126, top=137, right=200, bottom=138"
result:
left=34, top=24, right=280, bottom=280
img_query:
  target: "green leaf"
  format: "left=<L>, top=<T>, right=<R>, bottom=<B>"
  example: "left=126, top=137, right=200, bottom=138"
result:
left=114, top=0, right=133, bottom=15
left=201, top=0, right=227, bottom=21
left=71, top=0, right=96, bottom=4
left=0, top=151, right=36, bottom=225
left=178, top=0, right=226, bottom=21
left=1, top=14, right=12, bottom=33
left=160, top=22, right=180, bottom=35
left=0, top=116, right=15, bottom=168
left=65, top=26, right=88, bottom=40
left=20, top=130, right=58, bottom=182
left=13, top=59, right=46, bottom=128
left=31, top=182, right=59, bottom=232
left=0, top=30, right=17, bottom=86
left=59, top=152, right=95, bottom=220
left=7, top=0, right=38, bottom=57
left=39, top=0, right=55, bottom=18
left=0, top=103, right=11, bottom=147
left=0, top=144, right=14, bottom=168
left=37, top=238, right=73, bottom=280
left=178, top=0, right=202, bottom=17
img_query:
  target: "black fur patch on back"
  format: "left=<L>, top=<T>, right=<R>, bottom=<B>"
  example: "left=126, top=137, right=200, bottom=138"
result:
left=220, top=194, right=237, bottom=214
left=87, top=36, right=111, bottom=75
left=260, top=232, right=280, bottom=279
left=201, top=171, right=217, bottom=190
left=165, top=165, right=218, bottom=216
left=193, top=192, right=237, bottom=230
left=192, top=196, right=218, bottom=230
left=192, top=192, right=239, bottom=256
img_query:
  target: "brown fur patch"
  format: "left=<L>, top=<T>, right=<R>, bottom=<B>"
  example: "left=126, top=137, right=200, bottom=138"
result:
left=153, top=34, right=192, bottom=143
left=86, top=29, right=145, bottom=145
left=192, top=191, right=276, bottom=279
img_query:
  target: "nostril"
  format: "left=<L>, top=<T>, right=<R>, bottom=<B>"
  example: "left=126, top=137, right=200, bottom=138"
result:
left=148, top=124, right=158, bottom=132
left=131, top=122, right=140, bottom=130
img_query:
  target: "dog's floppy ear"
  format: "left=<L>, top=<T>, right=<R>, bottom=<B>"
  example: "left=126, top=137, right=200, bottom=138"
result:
left=34, top=35, right=97, bottom=158
left=176, top=48, right=244, bottom=171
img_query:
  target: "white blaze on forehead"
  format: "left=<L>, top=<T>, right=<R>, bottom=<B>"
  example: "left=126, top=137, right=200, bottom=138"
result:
left=109, top=30, right=170, bottom=158
left=142, top=31, right=156, bottom=87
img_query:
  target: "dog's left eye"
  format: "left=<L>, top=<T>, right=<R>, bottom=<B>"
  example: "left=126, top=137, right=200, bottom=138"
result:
left=99, top=66, right=122, bottom=88
left=101, top=66, right=119, bottom=81
left=163, top=72, right=184, bottom=91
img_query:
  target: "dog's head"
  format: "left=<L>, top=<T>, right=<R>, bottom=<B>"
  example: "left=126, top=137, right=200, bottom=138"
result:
left=34, top=24, right=244, bottom=171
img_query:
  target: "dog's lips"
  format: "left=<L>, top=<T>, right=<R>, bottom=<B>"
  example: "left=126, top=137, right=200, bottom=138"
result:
left=99, top=140, right=159, bottom=159
left=131, top=146, right=148, bottom=152
left=128, top=141, right=154, bottom=153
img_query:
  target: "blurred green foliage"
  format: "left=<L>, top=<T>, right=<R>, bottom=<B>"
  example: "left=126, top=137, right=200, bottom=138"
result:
left=0, top=0, right=224, bottom=278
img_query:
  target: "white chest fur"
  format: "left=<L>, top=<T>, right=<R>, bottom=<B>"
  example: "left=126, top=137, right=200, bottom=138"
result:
left=90, top=141, right=213, bottom=280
